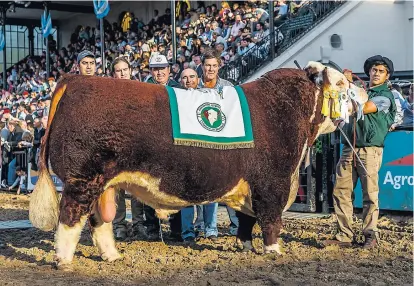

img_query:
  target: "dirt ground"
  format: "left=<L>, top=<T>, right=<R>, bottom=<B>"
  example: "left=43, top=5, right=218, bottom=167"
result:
left=0, top=191, right=412, bottom=286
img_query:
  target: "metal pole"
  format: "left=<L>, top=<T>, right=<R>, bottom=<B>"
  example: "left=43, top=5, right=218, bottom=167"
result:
left=100, top=18, right=105, bottom=73
left=44, top=3, right=50, bottom=78
left=269, top=0, right=275, bottom=61
left=28, top=26, right=34, bottom=56
left=1, top=7, right=6, bottom=89
left=171, top=0, right=176, bottom=64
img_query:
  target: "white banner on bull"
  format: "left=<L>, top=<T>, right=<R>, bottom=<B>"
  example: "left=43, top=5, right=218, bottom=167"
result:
left=172, top=86, right=246, bottom=137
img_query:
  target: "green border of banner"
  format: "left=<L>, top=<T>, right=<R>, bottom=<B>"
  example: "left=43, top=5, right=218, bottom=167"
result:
left=167, top=86, right=254, bottom=144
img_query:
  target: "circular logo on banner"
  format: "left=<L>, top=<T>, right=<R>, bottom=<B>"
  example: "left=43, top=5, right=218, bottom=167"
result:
left=196, top=102, right=226, bottom=132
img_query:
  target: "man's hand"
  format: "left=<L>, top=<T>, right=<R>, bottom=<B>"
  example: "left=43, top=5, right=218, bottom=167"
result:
left=334, top=119, right=345, bottom=129
left=362, top=100, right=378, bottom=115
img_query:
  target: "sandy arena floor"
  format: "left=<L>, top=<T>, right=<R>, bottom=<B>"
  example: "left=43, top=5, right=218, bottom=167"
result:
left=0, top=191, right=412, bottom=285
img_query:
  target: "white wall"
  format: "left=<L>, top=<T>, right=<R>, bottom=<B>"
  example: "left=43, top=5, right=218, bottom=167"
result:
left=249, top=0, right=413, bottom=81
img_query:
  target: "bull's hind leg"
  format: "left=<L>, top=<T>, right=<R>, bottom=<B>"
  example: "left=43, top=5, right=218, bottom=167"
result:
left=55, top=189, right=89, bottom=270
left=89, top=194, right=121, bottom=262
left=55, top=215, right=88, bottom=270
left=236, top=211, right=257, bottom=252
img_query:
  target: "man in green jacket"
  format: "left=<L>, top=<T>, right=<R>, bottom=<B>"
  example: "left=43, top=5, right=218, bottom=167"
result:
left=326, top=55, right=396, bottom=249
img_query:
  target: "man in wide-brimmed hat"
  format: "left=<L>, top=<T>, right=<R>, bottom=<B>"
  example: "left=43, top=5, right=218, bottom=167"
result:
left=325, top=55, right=397, bottom=249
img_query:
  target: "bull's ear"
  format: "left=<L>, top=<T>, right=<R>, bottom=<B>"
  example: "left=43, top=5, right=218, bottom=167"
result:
left=304, top=66, right=319, bottom=84
left=304, top=62, right=326, bottom=86
left=322, top=67, right=331, bottom=88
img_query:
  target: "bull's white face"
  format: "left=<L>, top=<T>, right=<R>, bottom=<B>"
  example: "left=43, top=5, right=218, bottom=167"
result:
left=304, top=61, right=368, bottom=124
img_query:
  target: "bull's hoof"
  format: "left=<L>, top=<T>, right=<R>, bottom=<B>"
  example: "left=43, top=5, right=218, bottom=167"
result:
left=101, top=251, right=122, bottom=262
left=234, top=239, right=256, bottom=253
left=57, top=263, right=73, bottom=272
left=263, top=243, right=283, bottom=255
left=241, top=240, right=255, bottom=253
left=54, top=255, right=73, bottom=271
left=55, top=260, right=73, bottom=272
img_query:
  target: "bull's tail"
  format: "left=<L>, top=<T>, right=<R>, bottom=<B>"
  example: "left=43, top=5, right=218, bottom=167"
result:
left=29, top=84, right=67, bottom=231
left=28, top=144, right=59, bottom=231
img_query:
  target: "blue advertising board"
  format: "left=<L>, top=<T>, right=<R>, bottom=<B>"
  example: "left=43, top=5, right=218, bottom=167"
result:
left=341, top=130, right=413, bottom=211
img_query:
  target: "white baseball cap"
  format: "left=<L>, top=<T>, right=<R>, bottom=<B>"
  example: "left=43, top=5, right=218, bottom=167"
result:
left=149, top=53, right=169, bottom=68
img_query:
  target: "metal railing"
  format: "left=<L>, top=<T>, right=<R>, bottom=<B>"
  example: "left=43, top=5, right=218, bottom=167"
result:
left=220, top=0, right=346, bottom=84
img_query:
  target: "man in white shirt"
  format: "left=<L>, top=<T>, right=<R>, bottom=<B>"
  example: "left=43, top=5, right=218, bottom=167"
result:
left=230, top=14, right=246, bottom=38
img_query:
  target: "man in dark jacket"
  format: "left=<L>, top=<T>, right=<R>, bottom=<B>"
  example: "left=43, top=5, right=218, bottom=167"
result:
left=6, top=122, right=23, bottom=185
left=31, top=118, right=45, bottom=171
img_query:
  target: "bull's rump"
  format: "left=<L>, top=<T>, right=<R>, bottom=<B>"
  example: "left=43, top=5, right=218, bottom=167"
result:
left=48, top=71, right=318, bottom=206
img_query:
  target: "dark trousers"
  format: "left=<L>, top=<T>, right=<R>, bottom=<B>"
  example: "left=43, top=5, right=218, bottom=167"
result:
left=169, top=211, right=182, bottom=235
left=113, top=190, right=158, bottom=230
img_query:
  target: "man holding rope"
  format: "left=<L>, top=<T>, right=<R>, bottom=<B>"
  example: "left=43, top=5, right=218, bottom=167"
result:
left=325, top=55, right=396, bottom=249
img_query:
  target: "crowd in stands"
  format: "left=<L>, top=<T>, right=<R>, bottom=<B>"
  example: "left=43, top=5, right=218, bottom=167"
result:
left=1, top=0, right=306, bottom=90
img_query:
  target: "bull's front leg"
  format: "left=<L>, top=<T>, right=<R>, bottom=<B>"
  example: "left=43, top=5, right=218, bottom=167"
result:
left=259, top=214, right=283, bottom=254
left=89, top=187, right=121, bottom=262
left=252, top=182, right=285, bottom=255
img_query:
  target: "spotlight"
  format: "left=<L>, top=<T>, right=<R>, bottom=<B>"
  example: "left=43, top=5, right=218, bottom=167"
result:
left=24, top=1, right=31, bottom=7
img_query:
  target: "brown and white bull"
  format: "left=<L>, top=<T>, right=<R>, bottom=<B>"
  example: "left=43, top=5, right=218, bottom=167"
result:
left=29, top=62, right=365, bottom=269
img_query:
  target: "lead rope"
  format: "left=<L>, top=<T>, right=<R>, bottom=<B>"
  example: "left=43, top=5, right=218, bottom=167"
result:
left=351, top=99, right=358, bottom=167
left=337, top=126, right=371, bottom=177
left=353, top=116, right=357, bottom=167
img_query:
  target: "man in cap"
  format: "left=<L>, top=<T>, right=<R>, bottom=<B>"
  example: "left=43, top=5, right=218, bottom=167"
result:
left=142, top=53, right=182, bottom=240
left=146, top=54, right=180, bottom=87
left=326, top=55, right=396, bottom=249
left=77, top=50, right=96, bottom=76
